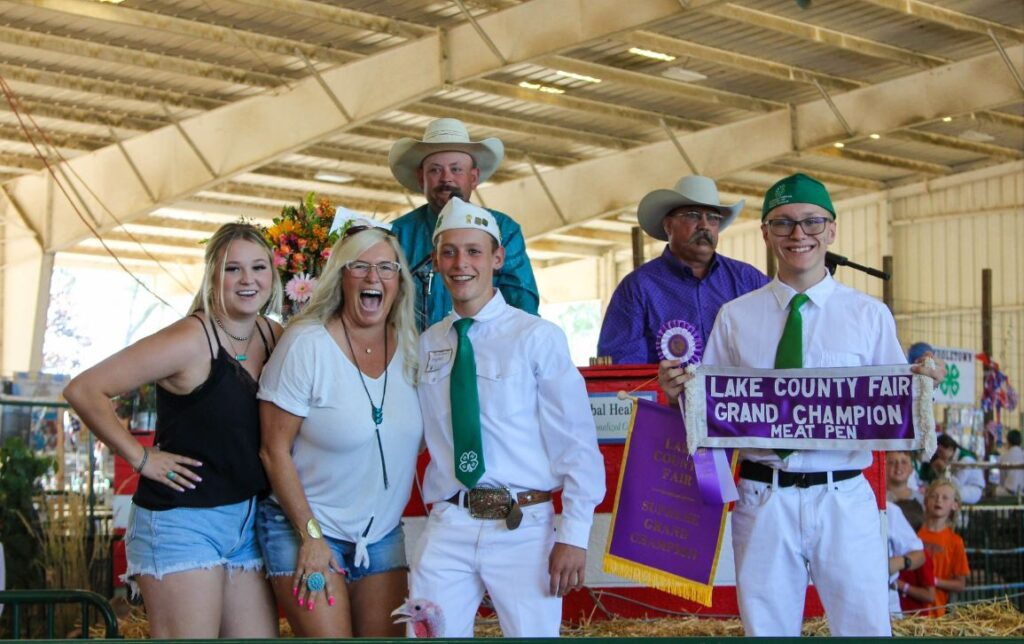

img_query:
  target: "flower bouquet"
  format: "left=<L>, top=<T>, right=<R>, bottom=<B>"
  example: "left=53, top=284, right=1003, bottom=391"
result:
left=264, top=192, right=339, bottom=318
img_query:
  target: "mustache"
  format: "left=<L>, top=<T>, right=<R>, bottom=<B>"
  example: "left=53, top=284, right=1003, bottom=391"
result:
left=688, top=229, right=715, bottom=244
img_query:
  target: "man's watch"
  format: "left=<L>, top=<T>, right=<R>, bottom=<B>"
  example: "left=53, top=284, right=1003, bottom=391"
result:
left=305, top=517, right=323, bottom=540
left=902, top=555, right=912, bottom=570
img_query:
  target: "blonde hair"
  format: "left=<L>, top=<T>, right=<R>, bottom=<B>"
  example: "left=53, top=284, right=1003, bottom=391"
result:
left=924, top=478, right=961, bottom=527
left=289, top=228, right=419, bottom=383
left=188, top=223, right=282, bottom=318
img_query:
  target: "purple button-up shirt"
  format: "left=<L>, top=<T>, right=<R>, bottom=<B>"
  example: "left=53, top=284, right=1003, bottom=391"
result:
left=598, top=247, right=769, bottom=364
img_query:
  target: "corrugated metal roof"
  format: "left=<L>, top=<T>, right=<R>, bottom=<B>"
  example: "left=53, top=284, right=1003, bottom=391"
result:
left=0, top=0, right=1019, bottom=263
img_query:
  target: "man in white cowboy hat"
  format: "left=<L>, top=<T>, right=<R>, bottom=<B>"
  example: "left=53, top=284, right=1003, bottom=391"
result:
left=597, top=175, right=768, bottom=364
left=388, top=118, right=539, bottom=331
left=408, top=197, right=604, bottom=637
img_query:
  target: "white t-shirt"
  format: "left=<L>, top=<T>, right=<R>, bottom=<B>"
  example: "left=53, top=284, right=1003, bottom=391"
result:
left=259, top=323, right=422, bottom=548
left=886, top=501, right=924, bottom=616
left=998, top=445, right=1024, bottom=494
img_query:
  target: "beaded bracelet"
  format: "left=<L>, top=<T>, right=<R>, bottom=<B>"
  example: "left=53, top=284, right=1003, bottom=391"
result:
left=134, top=447, right=149, bottom=474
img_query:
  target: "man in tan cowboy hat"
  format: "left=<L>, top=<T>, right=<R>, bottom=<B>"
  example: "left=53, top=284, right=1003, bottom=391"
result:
left=388, top=118, right=539, bottom=331
left=597, top=175, right=768, bottom=364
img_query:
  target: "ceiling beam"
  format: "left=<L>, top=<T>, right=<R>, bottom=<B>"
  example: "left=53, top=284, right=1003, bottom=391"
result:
left=0, top=62, right=224, bottom=112
left=706, top=3, right=948, bottom=69
left=22, top=0, right=357, bottom=65
left=543, top=55, right=784, bottom=113
left=0, top=24, right=289, bottom=88
left=623, top=30, right=863, bottom=91
left=408, top=101, right=643, bottom=150
left=472, top=46, right=1023, bottom=240
left=204, top=182, right=404, bottom=215
left=230, top=0, right=431, bottom=42
left=891, top=129, right=1024, bottom=160
left=813, top=146, right=951, bottom=175
left=465, top=79, right=711, bottom=131
left=557, top=227, right=634, bottom=246
left=59, top=246, right=204, bottom=265
left=859, top=0, right=1024, bottom=43
left=527, top=239, right=609, bottom=258
left=974, top=110, right=1024, bottom=130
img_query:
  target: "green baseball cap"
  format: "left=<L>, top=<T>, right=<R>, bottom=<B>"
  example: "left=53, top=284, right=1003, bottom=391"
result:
left=761, top=173, right=836, bottom=219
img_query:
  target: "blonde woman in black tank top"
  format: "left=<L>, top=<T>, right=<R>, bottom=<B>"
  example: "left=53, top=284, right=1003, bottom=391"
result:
left=64, top=223, right=283, bottom=638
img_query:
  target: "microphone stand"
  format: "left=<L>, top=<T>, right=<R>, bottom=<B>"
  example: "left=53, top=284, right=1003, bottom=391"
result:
left=825, top=252, right=890, bottom=280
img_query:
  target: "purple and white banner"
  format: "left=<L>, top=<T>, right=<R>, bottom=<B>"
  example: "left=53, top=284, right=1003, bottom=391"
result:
left=683, top=364, right=936, bottom=456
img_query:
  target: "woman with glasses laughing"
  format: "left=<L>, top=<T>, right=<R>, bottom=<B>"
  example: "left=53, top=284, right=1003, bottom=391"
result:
left=256, top=219, right=422, bottom=637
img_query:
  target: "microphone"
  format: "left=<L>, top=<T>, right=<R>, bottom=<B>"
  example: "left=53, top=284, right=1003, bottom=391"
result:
left=825, top=252, right=890, bottom=280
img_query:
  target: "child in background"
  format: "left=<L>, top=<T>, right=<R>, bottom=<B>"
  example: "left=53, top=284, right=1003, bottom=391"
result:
left=894, top=499, right=936, bottom=616
left=918, top=480, right=969, bottom=617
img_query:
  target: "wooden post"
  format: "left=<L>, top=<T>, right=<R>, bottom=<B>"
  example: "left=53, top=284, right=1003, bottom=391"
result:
left=631, top=226, right=645, bottom=270
left=882, top=255, right=894, bottom=313
left=982, top=268, right=993, bottom=459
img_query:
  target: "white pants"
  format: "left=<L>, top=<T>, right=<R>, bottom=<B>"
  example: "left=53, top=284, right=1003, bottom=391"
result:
left=409, top=501, right=562, bottom=637
left=731, top=473, right=891, bottom=637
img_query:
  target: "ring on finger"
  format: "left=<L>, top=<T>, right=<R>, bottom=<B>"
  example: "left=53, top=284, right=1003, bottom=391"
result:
left=306, top=572, right=326, bottom=592
left=166, top=471, right=177, bottom=481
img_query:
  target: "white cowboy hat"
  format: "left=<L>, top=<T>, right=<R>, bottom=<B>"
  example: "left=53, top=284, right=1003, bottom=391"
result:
left=432, top=197, right=501, bottom=246
left=388, top=118, right=504, bottom=193
left=637, top=175, right=745, bottom=240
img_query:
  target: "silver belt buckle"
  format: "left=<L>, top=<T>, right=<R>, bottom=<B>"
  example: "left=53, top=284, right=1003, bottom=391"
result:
left=466, top=487, right=512, bottom=519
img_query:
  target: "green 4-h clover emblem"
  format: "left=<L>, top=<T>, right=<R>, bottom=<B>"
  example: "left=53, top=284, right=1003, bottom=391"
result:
left=940, top=364, right=960, bottom=396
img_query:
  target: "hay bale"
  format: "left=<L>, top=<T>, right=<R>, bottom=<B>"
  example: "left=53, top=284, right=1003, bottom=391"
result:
left=91, top=598, right=1022, bottom=638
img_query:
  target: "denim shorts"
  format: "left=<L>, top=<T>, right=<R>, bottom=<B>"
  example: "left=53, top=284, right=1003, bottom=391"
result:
left=124, top=497, right=263, bottom=594
left=255, top=499, right=408, bottom=583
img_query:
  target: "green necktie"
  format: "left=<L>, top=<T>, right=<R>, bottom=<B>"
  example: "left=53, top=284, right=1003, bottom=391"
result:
left=451, top=318, right=485, bottom=488
left=774, top=293, right=810, bottom=459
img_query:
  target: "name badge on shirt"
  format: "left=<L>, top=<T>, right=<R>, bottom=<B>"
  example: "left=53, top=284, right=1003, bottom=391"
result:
left=426, top=349, right=453, bottom=373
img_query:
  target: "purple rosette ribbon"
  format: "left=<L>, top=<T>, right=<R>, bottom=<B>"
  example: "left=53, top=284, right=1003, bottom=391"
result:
left=657, top=320, right=703, bottom=366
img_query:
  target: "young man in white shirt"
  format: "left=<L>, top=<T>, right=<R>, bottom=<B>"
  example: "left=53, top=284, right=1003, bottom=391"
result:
left=407, top=197, right=605, bottom=637
left=659, top=174, right=944, bottom=636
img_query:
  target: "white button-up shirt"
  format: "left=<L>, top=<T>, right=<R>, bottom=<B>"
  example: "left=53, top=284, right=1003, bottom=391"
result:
left=704, top=273, right=907, bottom=472
left=417, top=291, right=605, bottom=548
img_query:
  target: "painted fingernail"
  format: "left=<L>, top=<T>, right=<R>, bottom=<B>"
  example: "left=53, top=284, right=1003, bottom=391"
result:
left=292, top=586, right=298, bottom=597
left=327, top=597, right=335, bottom=607
left=297, top=597, right=304, bottom=607
left=307, top=600, right=315, bottom=611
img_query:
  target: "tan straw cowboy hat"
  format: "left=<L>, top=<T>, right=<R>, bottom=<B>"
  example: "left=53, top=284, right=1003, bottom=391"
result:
left=637, top=175, right=745, bottom=240
left=388, top=118, right=504, bottom=193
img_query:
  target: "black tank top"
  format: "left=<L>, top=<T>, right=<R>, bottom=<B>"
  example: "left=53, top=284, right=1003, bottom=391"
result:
left=133, top=315, right=275, bottom=510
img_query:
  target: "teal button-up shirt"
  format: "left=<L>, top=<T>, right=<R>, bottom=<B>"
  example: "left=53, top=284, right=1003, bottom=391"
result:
left=391, top=204, right=540, bottom=330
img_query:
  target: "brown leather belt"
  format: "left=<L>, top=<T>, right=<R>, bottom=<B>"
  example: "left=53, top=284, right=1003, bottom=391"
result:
left=446, top=488, right=552, bottom=520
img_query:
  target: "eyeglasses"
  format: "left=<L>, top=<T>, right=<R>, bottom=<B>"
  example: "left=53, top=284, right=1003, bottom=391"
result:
left=764, top=216, right=832, bottom=236
left=670, top=210, right=724, bottom=227
left=344, top=260, right=401, bottom=280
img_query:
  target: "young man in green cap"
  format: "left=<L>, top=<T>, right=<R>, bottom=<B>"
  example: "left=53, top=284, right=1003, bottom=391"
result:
left=659, top=173, right=944, bottom=636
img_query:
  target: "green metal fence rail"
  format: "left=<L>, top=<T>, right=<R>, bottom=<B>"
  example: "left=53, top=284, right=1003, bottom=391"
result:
left=0, top=589, right=120, bottom=639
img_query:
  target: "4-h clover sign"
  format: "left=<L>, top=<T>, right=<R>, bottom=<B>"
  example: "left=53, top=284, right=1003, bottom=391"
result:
left=940, top=364, right=960, bottom=396
left=458, top=451, right=480, bottom=473
left=931, top=347, right=975, bottom=405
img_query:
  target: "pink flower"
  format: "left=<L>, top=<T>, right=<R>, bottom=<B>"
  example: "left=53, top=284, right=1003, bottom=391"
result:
left=285, top=273, right=317, bottom=303
left=321, top=248, right=331, bottom=260
left=273, top=251, right=288, bottom=267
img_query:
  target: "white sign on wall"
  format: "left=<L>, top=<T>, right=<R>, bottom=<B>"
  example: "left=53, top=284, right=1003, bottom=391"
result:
left=589, top=390, right=658, bottom=443
left=931, top=347, right=976, bottom=405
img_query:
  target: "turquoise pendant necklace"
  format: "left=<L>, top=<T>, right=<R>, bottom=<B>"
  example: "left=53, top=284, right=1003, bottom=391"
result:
left=215, top=315, right=256, bottom=362
left=342, top=318, right=390, bottom=489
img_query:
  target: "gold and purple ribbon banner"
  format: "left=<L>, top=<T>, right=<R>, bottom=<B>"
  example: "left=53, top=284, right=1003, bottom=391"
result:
left=604, top=399, right=735, bottom=606
left=683, top=364, right=936, bottom=457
